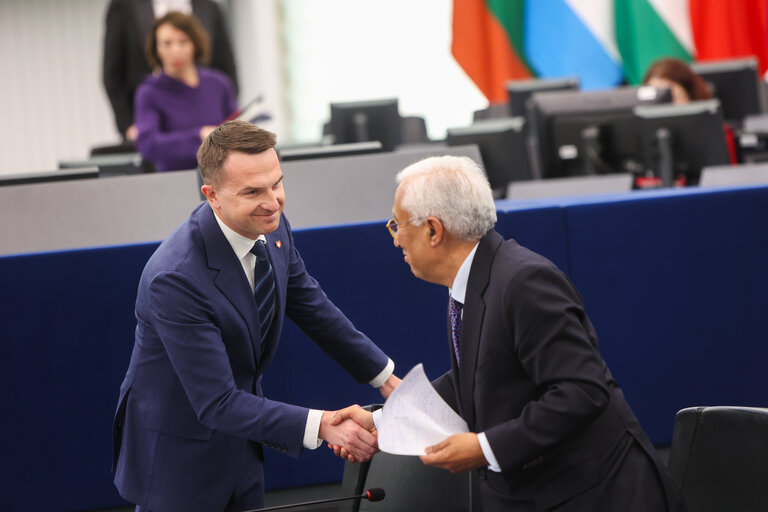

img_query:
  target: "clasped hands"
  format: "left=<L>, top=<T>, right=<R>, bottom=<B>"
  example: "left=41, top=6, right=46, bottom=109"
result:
left=316, top=374, right=401, bottom=463
left=324, top=405, right=489, bottom=473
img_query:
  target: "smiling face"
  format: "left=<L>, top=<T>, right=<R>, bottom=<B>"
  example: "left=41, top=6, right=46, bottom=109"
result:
left=155, top=22, right=196, bottom=76
left=203, top=149, right=285, bottom=239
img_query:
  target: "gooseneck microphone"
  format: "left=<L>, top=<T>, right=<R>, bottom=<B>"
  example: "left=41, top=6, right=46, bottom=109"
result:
left=241, top=487, right=386, bottom=512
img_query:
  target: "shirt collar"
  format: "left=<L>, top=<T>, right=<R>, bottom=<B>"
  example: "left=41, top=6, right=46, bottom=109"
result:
left=212, top=211, right=266, bottom=260
left=153, top=0, right=192, bottom=17
left=450, top=242, right=479, bottom=304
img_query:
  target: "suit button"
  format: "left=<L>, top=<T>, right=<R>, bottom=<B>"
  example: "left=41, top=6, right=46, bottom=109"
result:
left=478, top=468, right=487, bottom=480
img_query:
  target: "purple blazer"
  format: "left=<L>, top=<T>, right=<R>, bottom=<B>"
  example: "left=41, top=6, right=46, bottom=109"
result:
left=134, top=67, right=237, bottom=171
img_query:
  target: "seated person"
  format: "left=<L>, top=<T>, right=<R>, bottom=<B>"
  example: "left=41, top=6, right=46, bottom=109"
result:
left=643, top=57, right=713, bottom=104
left=643, top=57, right=737, bottom=164
left=134, top=11, right=236, bottom=172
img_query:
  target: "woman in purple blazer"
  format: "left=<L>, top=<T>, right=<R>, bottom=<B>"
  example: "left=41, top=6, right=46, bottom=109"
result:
left=134, top=11, right=237, bottom=172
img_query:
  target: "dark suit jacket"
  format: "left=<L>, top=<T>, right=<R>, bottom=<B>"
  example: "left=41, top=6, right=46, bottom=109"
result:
left=102, top=0, right=238, bottom=136
left=433, top=230, right=685, bottom=511
left=113, top=203, right=388, bottom=511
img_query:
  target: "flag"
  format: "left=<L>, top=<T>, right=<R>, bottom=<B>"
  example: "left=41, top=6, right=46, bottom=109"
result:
left=524, top=0, right=624, bottom=90
left=615, top=0, right=695, bottom=84
left=451, top=0, right=533, bottom=102
left=689, top=0, right=768, bottom=74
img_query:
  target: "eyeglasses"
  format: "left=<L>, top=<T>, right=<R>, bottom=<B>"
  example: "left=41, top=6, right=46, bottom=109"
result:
left=386, top=217, right=426, bottom=239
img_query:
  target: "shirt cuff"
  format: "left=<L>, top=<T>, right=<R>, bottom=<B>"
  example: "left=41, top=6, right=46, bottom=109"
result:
left=368, top=358, right=395, bottom=388
left=372, top=408, right=382, bottom=429
left=477, top=432, right=502, bottom=472
left=303, top=409, right=324, bottom=450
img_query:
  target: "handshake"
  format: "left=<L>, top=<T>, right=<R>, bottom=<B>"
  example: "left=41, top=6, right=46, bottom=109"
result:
left=316, top=372, right=400, bottom=463
left=319, top=404, right=378, bottom=463
left=316, top=373, right=487, bottom=473
left=318, top=406, right=489, bottom=474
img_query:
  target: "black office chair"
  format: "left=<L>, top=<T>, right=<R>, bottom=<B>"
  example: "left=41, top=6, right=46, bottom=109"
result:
left=321, top=115, right=430, bottom=146
left=338, top=405, right=478, bottom=511
left=668, top=406, right=768, bottom=512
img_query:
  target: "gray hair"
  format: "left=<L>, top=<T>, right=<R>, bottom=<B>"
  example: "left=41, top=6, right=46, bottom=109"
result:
left=395, top=156, right=497, bottom=241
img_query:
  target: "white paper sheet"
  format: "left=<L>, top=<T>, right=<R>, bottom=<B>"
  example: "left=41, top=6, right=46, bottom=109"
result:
left=377, top=363, right=468, bottom=455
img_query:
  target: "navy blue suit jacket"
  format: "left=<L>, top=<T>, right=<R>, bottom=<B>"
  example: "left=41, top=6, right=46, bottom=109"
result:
left=113, top=203, right=388, bottom=511
left=433, top=230, right=684, bottom=511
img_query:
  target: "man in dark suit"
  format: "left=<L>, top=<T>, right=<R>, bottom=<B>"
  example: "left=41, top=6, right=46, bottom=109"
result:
left=113, top=121, right=399, bottom=512
left=102, top=0, right=238, bottom=141
left=336, top=155, right=686, bottom=511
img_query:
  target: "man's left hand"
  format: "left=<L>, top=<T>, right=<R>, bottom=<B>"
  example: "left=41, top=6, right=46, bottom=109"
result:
left=420, top=433, right=488, bottom=473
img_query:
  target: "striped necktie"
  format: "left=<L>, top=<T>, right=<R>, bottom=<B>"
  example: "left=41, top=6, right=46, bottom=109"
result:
left=449, top=296, right=463, bottom=367
left=250, top=240, right=275, bottom=339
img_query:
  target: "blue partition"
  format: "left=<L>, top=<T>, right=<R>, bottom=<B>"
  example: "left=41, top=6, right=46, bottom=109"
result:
left=2, top=185, right=767, bottom=510
left=0, top=243, right=159, bottom=511
left=563, top=185, right=768, bottom=445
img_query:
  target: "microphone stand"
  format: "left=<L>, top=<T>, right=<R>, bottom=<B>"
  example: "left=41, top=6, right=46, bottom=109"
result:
left=241, top=488, right=385, bottom=512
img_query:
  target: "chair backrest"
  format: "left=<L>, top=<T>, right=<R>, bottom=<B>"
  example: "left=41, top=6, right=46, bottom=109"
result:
left=340, top=452, right=472, bottom=512
left=668, top=406, right=768, bottom=512
left=338, top=403, right=473, bottom=511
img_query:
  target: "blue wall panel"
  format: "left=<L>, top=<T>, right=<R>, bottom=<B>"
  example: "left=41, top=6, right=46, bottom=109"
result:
left=563, top=186, right=768, bottom=444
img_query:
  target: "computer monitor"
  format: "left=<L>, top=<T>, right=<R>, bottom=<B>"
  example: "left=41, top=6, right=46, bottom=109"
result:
left=277, top=141, right=384, bottom=161
left=446, top=117, right=532, bottom=196
left=634, top=99, right=731, bottom=186
left=0, top=167, right=99, bottom=187
left=506, top=76, right=580, bottom=118
left=691, top=58, right=765, bottom=123
left=527, top=86, right=672, bottom=179
left=329, top=98, right=402, bottom=151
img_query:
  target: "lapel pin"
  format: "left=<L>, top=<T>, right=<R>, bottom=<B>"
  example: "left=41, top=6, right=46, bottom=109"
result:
left=275, top=240, right=282, bottom=248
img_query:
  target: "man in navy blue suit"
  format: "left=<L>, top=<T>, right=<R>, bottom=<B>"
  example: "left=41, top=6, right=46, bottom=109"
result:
left=113, top=120, right=399, bottom=512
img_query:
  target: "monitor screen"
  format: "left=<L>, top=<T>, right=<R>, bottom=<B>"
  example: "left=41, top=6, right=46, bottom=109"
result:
left=527, top=86, right=672, bottom=179
left=446, top=117, right=532, bottom=196
left=691, top=58, right=765, bottom=123
left=329, top=98, right=402, bottom=151
left=634, top=99, right=731, bottom=186
left=506, top=76, right=580, bottom=118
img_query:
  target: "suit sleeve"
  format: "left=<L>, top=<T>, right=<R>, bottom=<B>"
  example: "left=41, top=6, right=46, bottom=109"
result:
left=102, top=0, right=133, bottom=135
left=484, top=264, right=611, bottom=472
left=147, top=269, right=309, bottom=457
left=281, top=218, right=390, bottom=384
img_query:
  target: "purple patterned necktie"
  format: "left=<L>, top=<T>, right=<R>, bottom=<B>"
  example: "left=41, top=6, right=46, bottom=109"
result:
left=449, top=296, right=463, bottom=367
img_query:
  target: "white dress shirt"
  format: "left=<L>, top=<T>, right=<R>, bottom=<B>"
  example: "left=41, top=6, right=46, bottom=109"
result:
left=450, top=242, right=502, bottom=472
left=153, top=0, right=192, bottom=17
left=212, top=212, right=394, bottom=449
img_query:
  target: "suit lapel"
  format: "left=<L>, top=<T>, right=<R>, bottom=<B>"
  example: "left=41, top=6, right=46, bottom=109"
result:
left=457, top=230, right=504, bottom=431
left=198, top=204, right=262, bottom=361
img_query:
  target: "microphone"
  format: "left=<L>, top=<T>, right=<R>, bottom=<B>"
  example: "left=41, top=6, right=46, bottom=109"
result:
left=241, top=488, right=385, bottom=512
